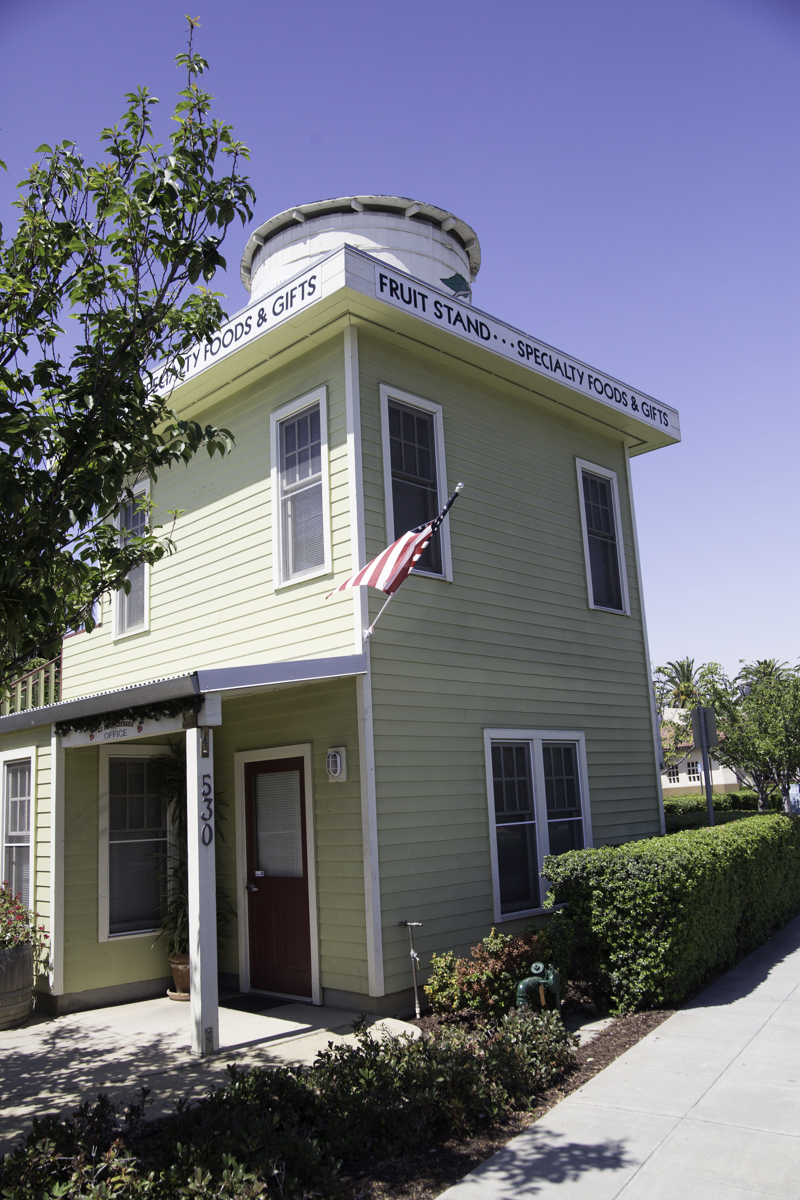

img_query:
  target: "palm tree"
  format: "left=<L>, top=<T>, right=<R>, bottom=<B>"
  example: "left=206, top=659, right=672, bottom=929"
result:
left=658, top=658, right=698, bottom=709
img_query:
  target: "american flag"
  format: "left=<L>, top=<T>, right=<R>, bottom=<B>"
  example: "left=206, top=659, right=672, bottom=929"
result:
left=327, top=484, right=463, bottom=599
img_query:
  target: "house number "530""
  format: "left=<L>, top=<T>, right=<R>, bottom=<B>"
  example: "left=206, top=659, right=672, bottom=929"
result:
left=200, top=774, right=214, bottom=845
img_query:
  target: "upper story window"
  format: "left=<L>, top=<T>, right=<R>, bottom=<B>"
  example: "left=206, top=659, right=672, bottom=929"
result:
left=576, top=459, right=628, bottom=614
left=379, top=385, right=452, bottom=580
left=484, top=729, right=592, bottom=921
left=270, top=387, right=331, bottom=587
left=115, top=482, right=150, bottom=638
left=3, top=757, right=31, bottom=907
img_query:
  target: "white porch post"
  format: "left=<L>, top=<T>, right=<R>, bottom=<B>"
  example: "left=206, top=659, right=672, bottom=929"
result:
left=186, top=724, right=219, bottom=1056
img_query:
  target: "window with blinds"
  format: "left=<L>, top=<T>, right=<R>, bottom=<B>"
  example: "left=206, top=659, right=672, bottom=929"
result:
left=254, top=769, right=303, bottom=878
left=108, top=758, right=166, bottom=935
left=388, top=400, right=442, bottom=575
left=116, top=490, right=147, bottom=635
left=581, top=469, right=623, bottom=611
left=486, top=732, right=591, bottom=919
left=280, top=404, right=325, bottom=579
left=4, top=760, right=31, bottom=907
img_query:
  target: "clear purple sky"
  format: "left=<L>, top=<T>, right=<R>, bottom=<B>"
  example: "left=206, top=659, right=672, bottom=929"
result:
left=2, top=0, right=798, bottom=676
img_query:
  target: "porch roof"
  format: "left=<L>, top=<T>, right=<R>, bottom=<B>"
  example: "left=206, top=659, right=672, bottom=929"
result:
left=0, top=654, right=368, bottom=735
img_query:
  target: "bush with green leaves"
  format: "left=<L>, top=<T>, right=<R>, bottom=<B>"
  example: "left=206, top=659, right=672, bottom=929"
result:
left=0, top=1015, right=576, bottom=1198
left=662, top=790, right=772, bottom=815
left=664, top=809, right=766, bottom=833
left=424, top=926, right=550, bottom=1015
left=544, top=815, right=800, bottom=1012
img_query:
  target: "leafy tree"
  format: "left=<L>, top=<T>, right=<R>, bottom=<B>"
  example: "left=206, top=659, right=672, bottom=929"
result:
left=0, top=19, right=255, bottom=691
left=702, top=662, right=800, bottom=813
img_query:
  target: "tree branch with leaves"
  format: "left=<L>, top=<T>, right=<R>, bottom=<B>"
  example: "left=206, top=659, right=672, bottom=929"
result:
left=0, top=18, right=255, bottom=689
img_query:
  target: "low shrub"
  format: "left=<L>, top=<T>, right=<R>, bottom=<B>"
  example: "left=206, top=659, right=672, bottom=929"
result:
left=663, top=791, right=773, bottom=815
left=664, top=809, right=764, bottom=833
left=424, top=926, right=549, bottom=1015
left=544, top=814, right=800, bottom=1013
left=0, top=1014, right=577, bottom=1199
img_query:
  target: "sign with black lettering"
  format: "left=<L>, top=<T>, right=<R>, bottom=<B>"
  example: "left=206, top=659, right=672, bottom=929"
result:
left=157, top=267, right=322, bottom=388
left=374, top=266, right=680, bottom=439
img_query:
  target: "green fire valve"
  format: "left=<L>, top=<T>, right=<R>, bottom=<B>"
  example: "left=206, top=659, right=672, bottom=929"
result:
left=516, top=961, right=561, bottom=1011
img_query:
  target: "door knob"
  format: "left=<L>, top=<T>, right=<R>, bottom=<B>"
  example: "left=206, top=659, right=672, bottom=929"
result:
left=245, top=882, right=259, bottom=893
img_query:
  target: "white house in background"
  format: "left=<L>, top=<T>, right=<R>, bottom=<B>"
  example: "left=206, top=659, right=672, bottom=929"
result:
left=660, top=708, right=740, bottom=794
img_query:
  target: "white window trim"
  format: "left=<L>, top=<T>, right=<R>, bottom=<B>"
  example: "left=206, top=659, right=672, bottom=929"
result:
left=112, top=478, right=152, bottom=640
left=98, top=743, right=171, bottom=942
left=270, top=386, right=331, bottom=590
left=483, top=728, right=593, bottom=923
left=379, top=384, right=453, bottom=582
left=233, top=743, right=321, bottom=1004
left=0, top=746, right=37, bottom=910
left=575, top=457, right=630, bottom=616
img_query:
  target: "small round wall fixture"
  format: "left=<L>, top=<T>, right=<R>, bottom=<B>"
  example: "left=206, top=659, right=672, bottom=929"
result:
left=326, top=747, right=347, bottom=781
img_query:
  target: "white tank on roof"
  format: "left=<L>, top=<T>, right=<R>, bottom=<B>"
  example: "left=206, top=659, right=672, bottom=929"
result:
left=241, top=195, right=480, bottom=302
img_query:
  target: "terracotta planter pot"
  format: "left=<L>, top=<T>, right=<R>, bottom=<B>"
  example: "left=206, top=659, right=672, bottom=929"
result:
left=168, top=952, right=190, bottom=998
left=0, top=944, right=33, bottom=1030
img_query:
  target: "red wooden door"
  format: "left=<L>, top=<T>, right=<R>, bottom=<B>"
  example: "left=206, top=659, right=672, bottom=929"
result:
left=244, top=758, right=312, bottom=997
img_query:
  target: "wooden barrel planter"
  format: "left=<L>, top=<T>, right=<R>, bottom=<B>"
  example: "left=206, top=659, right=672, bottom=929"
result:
left=0, top=944, right=33, bottom=1029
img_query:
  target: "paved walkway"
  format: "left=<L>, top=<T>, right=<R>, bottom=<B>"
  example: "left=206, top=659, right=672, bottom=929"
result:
left=439, top=915, right=800, bottom=1199
left=0, top=995, right=417, bottom=1153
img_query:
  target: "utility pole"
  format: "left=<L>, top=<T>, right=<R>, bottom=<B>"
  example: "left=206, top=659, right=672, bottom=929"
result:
left=692, top=706, right=718, bottom=828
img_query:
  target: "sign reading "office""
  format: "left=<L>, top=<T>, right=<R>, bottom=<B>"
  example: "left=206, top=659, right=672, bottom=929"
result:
left=375, top=266, right=678, bottom=437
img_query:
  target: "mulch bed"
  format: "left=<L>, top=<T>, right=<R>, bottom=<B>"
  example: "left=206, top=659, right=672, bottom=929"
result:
left=341, top=1007, right=674, bottom=1200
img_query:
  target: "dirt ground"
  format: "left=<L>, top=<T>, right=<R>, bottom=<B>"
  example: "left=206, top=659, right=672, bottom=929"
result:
left=341, top=1007, right=674, bottom=1200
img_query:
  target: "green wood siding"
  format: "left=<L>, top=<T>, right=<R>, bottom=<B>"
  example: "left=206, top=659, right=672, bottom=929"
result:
left=61, top=335, right=356, bottom=700
left=213, top=678, right=367, bottom=994
left=355, top=329, right=661, bottom=994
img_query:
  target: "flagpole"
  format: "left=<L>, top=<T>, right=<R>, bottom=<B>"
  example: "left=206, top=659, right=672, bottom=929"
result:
left=364, top=592, right=394, bottom=639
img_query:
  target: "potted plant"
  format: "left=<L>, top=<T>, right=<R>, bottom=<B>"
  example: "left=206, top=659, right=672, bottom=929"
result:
left=0, top=883, right=49, bottom=1029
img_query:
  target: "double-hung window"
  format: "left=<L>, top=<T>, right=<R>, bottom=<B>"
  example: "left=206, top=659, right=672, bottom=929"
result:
left=687, top=760, right=701, bottom=783
left=576, top=459, right=628, bottom=614
left=380, top=385, right=451, bottom=579
left=115, top=483, right=150, bottom=637
left=2, top=757, right=32, bottom=906
left=667, top=764, right=680, bottom=784
left=103, top=754, right=167, bottom=937
left=484, top=730, right=592, bottom=920
left=271, top=388, right=330, bottom=586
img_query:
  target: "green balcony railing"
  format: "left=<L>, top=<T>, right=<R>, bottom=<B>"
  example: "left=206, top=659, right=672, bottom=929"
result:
left=1, top=656, right=62, bottom=717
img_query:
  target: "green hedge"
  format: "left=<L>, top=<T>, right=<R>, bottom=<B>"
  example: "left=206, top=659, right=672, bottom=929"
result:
left=662, top=790, right=770, bottom=814
left=544, top=815, right=800, bottom=1012
left=664, top=809, right=763, bottom=833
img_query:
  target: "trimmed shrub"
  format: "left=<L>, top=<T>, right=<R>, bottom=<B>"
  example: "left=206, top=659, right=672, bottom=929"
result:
left=0, top=1015, right=576, bottom=1198
left=544, top=815, right=800, bottom=1012
left=664, top=809, right=763, bottom=833
left=425, top=926, right=549, bottom=1015
left=663, top=791, right=773, bottom=815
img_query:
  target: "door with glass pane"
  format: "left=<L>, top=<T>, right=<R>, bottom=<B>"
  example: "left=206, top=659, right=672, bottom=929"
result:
left=244, top=758, right=312, bottom=996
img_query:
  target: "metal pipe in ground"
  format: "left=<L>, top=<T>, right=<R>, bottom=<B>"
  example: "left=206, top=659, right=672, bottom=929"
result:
left=399, top=920, right=423, bottom=1018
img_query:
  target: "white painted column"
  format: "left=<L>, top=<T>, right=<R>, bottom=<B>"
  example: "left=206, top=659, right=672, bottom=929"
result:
left=49, top=729, right=65, bottom=998
left=186, top=724, right=219, bottom=1056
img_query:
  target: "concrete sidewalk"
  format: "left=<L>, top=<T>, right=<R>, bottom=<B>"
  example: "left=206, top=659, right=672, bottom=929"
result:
left=0, top=994, right=417, bottom=1153
left=440, top=915, right=800, bottom=1199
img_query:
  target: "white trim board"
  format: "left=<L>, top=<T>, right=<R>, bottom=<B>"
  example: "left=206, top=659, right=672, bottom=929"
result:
left=233, top=743, right=321, bottom=1004
left=97, top=743, right=172, bottom=943
left=378, top=383, right=453, bottom=582
left=482, top=728, right=593, bottom=924
left=575, top=457, right=630, bottom=616
left=270, top=386, right=332, bottom=590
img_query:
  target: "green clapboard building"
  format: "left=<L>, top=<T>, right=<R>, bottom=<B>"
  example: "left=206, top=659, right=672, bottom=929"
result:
left=0, top=196, right=680, bottom=1033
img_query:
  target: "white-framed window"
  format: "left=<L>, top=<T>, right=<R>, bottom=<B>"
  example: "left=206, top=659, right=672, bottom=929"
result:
left=270, top=387, right=331, bottom=588
left=98, top=745, right=169, bottom=940
left=113, top=480, right=151, bottom=638
left=667, top=765, right=680, bottom=784
left=379, top=384, right=452, bottom=580
left=483, top=729, right=592, bottom=921
left=687, top=760, right=701, bottom=782
left=575, top=459, right=629, bottom=615
left=1, top=748, right=35, bottom=908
